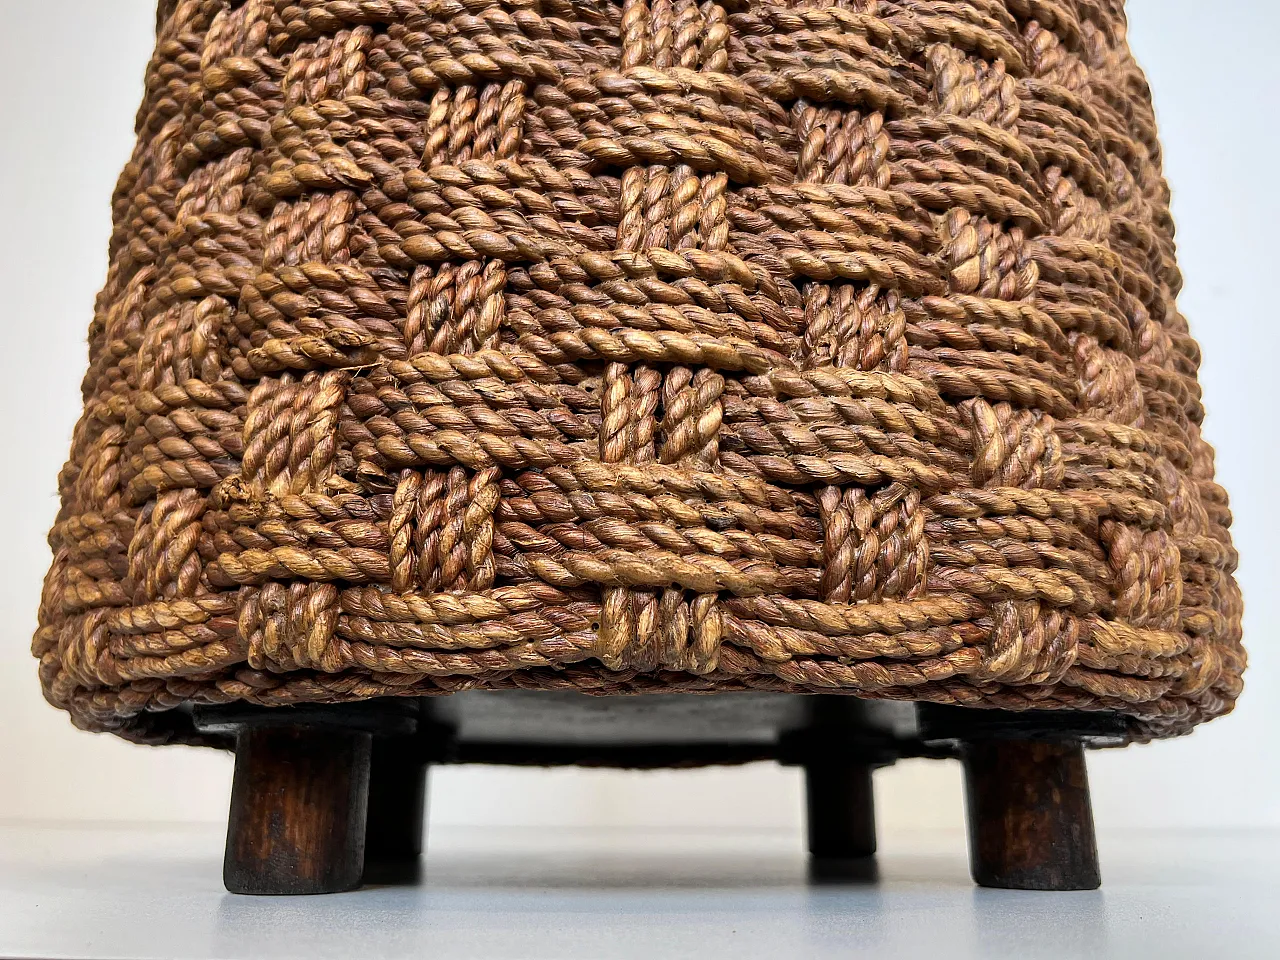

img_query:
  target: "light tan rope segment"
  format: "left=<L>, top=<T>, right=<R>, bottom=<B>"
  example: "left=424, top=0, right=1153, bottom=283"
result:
left=34, top=0, right=1243, bottom=745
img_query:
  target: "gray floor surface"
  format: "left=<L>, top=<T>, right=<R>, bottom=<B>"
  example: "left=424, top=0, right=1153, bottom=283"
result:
left=1, top=821, right=1275, bottom=959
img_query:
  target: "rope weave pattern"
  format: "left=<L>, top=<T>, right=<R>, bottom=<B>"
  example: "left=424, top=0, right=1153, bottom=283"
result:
left=35, top=0, right=1243, bottom=744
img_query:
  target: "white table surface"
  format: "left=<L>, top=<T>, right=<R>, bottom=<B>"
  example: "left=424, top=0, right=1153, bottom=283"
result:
left=1, top=820, right=1276, bottom=959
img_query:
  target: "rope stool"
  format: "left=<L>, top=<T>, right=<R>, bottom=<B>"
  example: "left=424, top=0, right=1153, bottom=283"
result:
left=35, top=0, right=1243, bottom=894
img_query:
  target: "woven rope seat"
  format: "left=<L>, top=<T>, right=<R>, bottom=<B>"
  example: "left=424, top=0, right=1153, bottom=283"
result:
left=37, top=2, right=1246, bottom=894
left=36, top=0, right=1246, bottom=895
left=36, top=0, right=1243, bottom=750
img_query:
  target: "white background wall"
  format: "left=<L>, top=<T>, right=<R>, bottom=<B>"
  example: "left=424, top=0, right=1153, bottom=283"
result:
left=1, top=0, right=1275, bottom=832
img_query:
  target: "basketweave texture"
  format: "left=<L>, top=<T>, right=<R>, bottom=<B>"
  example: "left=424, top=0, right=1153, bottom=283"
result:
left=35, top=0, right=1243, bottom=744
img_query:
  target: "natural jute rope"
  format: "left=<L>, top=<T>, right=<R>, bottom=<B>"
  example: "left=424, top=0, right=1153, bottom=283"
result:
left=35, top=0, right=1243, bottom=744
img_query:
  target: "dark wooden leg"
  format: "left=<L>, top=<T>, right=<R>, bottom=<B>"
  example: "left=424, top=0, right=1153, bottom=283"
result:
left=224, top=725, right=372, bottom=895
left=363, top=740, right=428, bottom=884
left=962, top=739, right=1100, bottom=891
left=805, top=762, right=877, bottom=859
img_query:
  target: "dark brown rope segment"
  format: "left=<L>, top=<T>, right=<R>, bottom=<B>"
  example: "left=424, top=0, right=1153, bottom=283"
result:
left=35, top=0, right=1242, bottom=746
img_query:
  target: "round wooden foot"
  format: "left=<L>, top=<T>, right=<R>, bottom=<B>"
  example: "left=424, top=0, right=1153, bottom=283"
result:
left=962, top=740, right=1100, bottom=891
left=805, top=762, right=877, bottom=860
left=223, top=725, right=372, bottom=895
left=363, top=740, right=428, bottom=885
